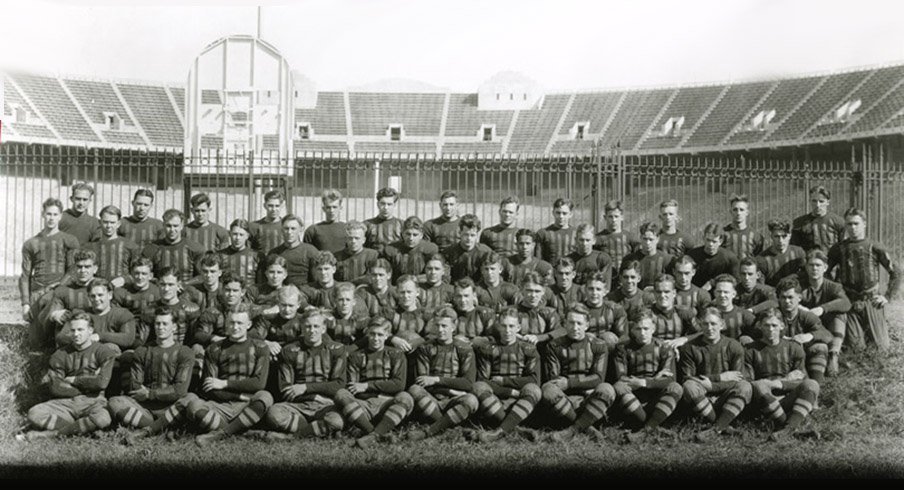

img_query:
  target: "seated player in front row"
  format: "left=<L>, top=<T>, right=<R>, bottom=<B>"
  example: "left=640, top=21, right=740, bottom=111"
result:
left=542, top=304, right=616, bottom=443
left=745, top=308, right=821, bottom=442
left=615, top=309, right=683, bottom=443
left=18, top=311, right=115, bottom=441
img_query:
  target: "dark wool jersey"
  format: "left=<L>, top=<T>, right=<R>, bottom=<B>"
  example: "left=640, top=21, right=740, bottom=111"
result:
left=650, top=305, right=697, bottom=341
left=716, top=307, right=756, bottom=340
left=757, top=245, right=806, bottom=287
left=252, top=314, right=305, bottom=345
left=614, top=338, right=677, bottom=388
left=89, top=237, right=140, bottom=282
left=798, top=277, right=851, bottom=314
left=119, top=216, right=165, bottom=250
left=413, top=340, right=476, bottom=392
left=828, top=238, right=900, bottom=297
left=218, top=245, right=265, bottom=284
left=324, top=311, right=369, bottom=346
left=382, top=240, right=439, bottom=280
left=203, top=338, right=270, bottom=401
left=606, top=288, right=654, bottom=318
left=622, top=251, right=674, bottom=289
left=792, top=212, right=846, bottom=253
left=249, top=218, right=283, bottom=256
left=504, top=255, right=554, bottom=287
left=185, top=221, right=230, bottom=253
left=335, top=248, right=379, bottom=284
left=364, top=216, right=403, bottom=255
left=142, top=238, right=206, bottom=283
left=676, top=285, right=712, bottom=314
left=744, top=339, right=807, bottom=381
left=246, top=283, right=287, bottom=310
left=583, top=300, right=628, bottom=338
left=113, top=283, right=161, bottom=316
left=423, top=216, right=460, bottom=254
left=301, top=281, right=354, bottom=310
left=723, top=224, right=765, bottom=260
left=543, top=336, right=609, bottom=389
left=356, top=286, right=398, bottom=314
left=419, top=283, right=455, bottom=312
left=513, top=303, right=563, bottom=343
left=569, top=250, right=613, bottom=286
left=48, top=342, right=117, bottom=398
left=444, top=242, right=493, bottom=282
left=480, top=223, right=518, bottom=258
left=687, top=247, right=739, bottom=287
left=549, top=284, right=587, bottom=318
left=193, top=301, right=256, bottom=347
left=89, top=305, right=137, bottom=349
left=678, top=336, right=746, bottom=381
left=781, top=310, right=833, bottom=344
left=271, top=241, right=319, bottom=287
left=21, top=230, right=80, bottom=294
left=474, top=340, right=540, bottom=392
left=277, top=340, right=347, bottom=399
left=734, top=283, right=778, bottom=314
left=347, top=346, right=407, bottom=395
left=183, top=284, right=223, bottom=313
left=59, top=208, right=101, bottom=245
left=658, top=230, right=697, bottom=258
left=139, top=298, right=201, bottom=346
left=595, top=230, right=638, bottom=274
left=303, top=220, right=348, bottom=255
left=535, top=224, right=574, bottom=265
left=475, top=281, right=520, bottom=311
left=129, top=343, right=195, bottom=402
left=453, top=306, right=496, bottom=339
left=383, top=307, right=430, bottom=338
left=48, top=282, right=92, bottom=313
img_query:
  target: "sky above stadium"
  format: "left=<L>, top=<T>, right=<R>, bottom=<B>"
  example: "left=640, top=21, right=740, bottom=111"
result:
left=2, top=0, right=903, bottom=92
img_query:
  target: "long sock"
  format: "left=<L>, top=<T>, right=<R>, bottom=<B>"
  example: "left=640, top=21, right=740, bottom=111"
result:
left=223, top=400, right=268, bottom=435
left=373, top=403, right=410, bottom=436
left=551, top=395, right=578, bottom=422
left=786, top=391, right=817, bottom=430
left=692, top=397, right=717, bottom=423
left=646, top=394, right=679, bottom=429
left=619, top=393, right=646, bottom=425
left=499, top=398, right=535, bottom=433
left=574, top=397, right=609, bottom=430
left=427, top=402, right=472, bottom=436
left=57, top=416, right=101, bottom=436
left=340, top=399, right=374, bottom=433
left=147, top=403, right=186, bottom=434
left=715, top=396, right=746, bottom=430
left=113, top=405, right=153, bottom=429
left=416, top=396, right=442, bottom=423
left=477, top=392, right=506, bottom=425
left=195, top=407, right=224, bottom=431
left=762, top=395, right=787, bottom=425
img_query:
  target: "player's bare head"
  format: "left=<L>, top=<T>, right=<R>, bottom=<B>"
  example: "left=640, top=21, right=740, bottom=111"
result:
left=729, top=194, right=749, bottom=207
left=565, top=303, right=591, bottom=339
left=712, top=273, right=737, bottom=291
left=264, top=189, right=285, bottom=203
left=843, top=207, right=867, bottom=238
left=433, top=306, right=458, bottom=341
left=99, top=205, right=122, bottom=221
left=153, top=305, right=180, bottom=341
left=88, top=278, right=113, bottom=294
left=225, top=304, right=252, bottom=340
left=552, top=198, right=573, bottom=225
left=265, top=254, right=288, bottom=273
left=554, top=257, right=576, bottom=276
left=809, top=185, right=831, bottom=201
left=604, top=200, right=623, bottom=214
left=130, top=257, right=154, bottom=282
left=806, top=249, right=829, bottom=277
left=652, top=274, right=676, bottom=308
left=639, top=222, right=661, bottom=237
left=697, top=306, right=725, bottom=339
left=585, top=272, right=609, bottom=299
left=553, top=197, right=573, bottom=212
left=481, top=252, right=503, bottom=278
left=281, top=214, right=304, bottom=242
left=439, top=191, right=458, bottom=217
left=711, top=274, right=737, bottom=306
left=133, top=189, right=155, bottom=203
left=659, top=199, right=679, bottom=212
left=515, top=228, right=537, bottom=255
left=71, top=182, right=95, bottom=198
left=494, top=306, right=522, bottom=342
left=424, top=254, right=446, bottom=283
left=281, top=214, right=304, bottom=228
left=767, top=219, right=791, bottom=235
left=703, top=222, right=724, bottom=242
left=199, top=251, right=222, bottom=271
left=189, top=193, right=211, bottom=209
left=157, top=266, right=180, bottom=286
left=321, top=190, right=343, bottom=220
left=365, top=317, right=391, bottom=349
left=67, top=309, right=95, bottom=346
left=162, top=209, right=185, bottom=224
left=376, top=187, right=400, bottom=202
left=628, top=308, right=656, bottom=344
left=843, top=207, right=866, bottom=221
left=775, top=277, right=803, bottom=312
left=313, top=251, right=337, bottom=269
left=42, top=197, right=64, bottom=214
left=221, top=273, right=247, bottom=304
left=738, top=257, right=758, bottom=274
left=396, top=275, right=420, bottom=308
left=277, top=284, right=301, bottom=303
left=403, top=216, right=423, bottom=232
left=755, top=307, right=786, bottom=337
left=519, top=271, right=546, bottom=307
left=73, top=249, right=98, bottom=266
left=299, top=308, right=327, bottom=340
left=498, top=196, right=519, bottom=224
left=368, top=258, right=392, bottom=285
left=459, top=214, right=481, bottom=233
left=776, top=276, right=802, bottom=297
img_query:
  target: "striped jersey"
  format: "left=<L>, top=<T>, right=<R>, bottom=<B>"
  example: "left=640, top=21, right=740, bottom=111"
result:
left=622, top=251, right=674, bottom=289
left=757, top=245, right=806, bottom=287
left=658, top=230, right=697, bottom=258
left=141, top=238, right=206, bottom=283
left=48, top=342, right=117, bottom=398
left=249, top=218, right=283, bottom=256
left=113, top=283, right=161, bottom=316
left=474, top=339, right=540, bottom=392
left=277, top=340, right=348, bottom=399
left=384, top=306, right=430, bottom=337
left=569, top=250, right=613, bottom=287
left=324, top=311, right=369, bottom=345
left=129, top=343, right=195, bottom=402
left=203, top=338, right=270, bottom=399
left=723, top=224, right=765, bottom=260
left=251, top=314, right=304, bottom=345
left=59, top=208, right=101, bottom=245
left=89, top=305, right=137, bottom=349
left=48, top=282, right=92, bottom=315
left=413, top=339, right=476, bottom=392
left=504, top=255, right=554, bottom=287
left=734, top=283, right=778, bottom=314
left=183, top=284, right=223, bottom=312
left=606, top=288, right=655, bottom=318
left=650, top=305, right=697, bottom=340
left=716, top=307, right=756, bottom=340
left=423, top=216, right=460, bottom=253
left=583, top=300, right=628, bottom=338
left=798, top=277, right=851, bottom=314
left=513, top=303, right=563, bottom=343
left=185, top=221, right=230, bottom=253
left=453, top=306, right=496, bottom=339
left=335, top=248, right=379, bottom=284
left=535, top=224, right=574, bottom=264
left=363, top=216, right=403, bottom=255
left=543, top=336, right=609, bottom=389
left=89, top=237, right=140, bottom=282
left=475, top=281, right=519, bottom=311
left=218, top=245, right=265, bottom=284
left=781, top=310, right=833, bottom=343
left=271, top=241, right=319, bottom=287
left=138, top=298, right=200, bottom=346
left=382, top=240, right=439, bottom=280
left=675, top=285, right=712, bottom=314
left=119, top=216, right=164, bottom=250
left=444, top=242, right=493, bottom=282
left=549, top=284, right=587, bottom=318
left=614, top=338, right=677, bottom=388
left=678, top=336, right=746, bottom=381
left=303, top=221, right=348, bottom=255
left=828, top=238, right=900, bottom=297
left=792, top=212, right=846, bottom=253
left=419, top=283, right=455, bottom=312
left=744, top=339, right=807, bottom=380
left=595, top=230, right=638, bottom=275
left=21, top=230, right=80, bottom=296
left=686, top=247, right=739, bottom=287
left=346, top=346, right=407, bottom=395
left=480, top=223, right=518, bottom=258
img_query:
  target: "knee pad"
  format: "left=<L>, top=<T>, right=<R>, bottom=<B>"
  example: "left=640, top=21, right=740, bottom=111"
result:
left=252, top=391, right=274, bottom=407
left=682, top=379, right=706, bottom=401
left=322, top=411, right=344, bottom=432
left=593, top=383, right=616, bottom=403
left=407, top=384, right=429, bottom=400
left=107, top=396, right=131, bottom=414
left=459, top=394, right=479, bottom=413
left=265, top=404, right=290, bottom=427
left=808, top=343, right=828, bottom=356
left=89, top=408, right=113, bottom=429
left=393, top=391, right=415, bottom=410
left=732, top=381, right=753, bottom=402
left=801, top=379, right=821, bottom=396
left=751, top=380, right=773, bottom=399
left=613, top=381, right=632, bottom=397
left=664, top=382, right=684, bottom=399
left=334, top=389, right=355, bottom=404
left=520, top=383, right=542, bottom=403
left=541, top=382, right=565, bottom=402
left=471, top=381, right=492, bottom=397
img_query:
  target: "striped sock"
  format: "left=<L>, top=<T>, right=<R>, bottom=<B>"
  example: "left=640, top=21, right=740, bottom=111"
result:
left=224, top=400, right=268, bottom=435
left=551, top=395, right=578, bottom=422
left=427, top=402, right=473, bottom=436
left=499, top=397, right=536, bottom=433
left=196, top=407, right=224, bottom=432
left=341, top=400, right=374, bottom=434
left=619, top=393, right=646, bottom=425
left=715, top=396, right=746, bottom=430
left=415, top=395, right=442, bottom=423
left=574, top=397, right=609, bottom=430
left=646, top=393, right=679, bottom=429
left=147, top=402, right=187, bottom=435
left=373, top=403, right=410, bottom=436
left=477, top=392, right=506, bottom=425
left=692, top=397, right=717, bottom=423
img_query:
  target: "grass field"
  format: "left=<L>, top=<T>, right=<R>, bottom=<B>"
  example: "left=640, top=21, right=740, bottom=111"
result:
left=1, top=279, right=904, bottom=480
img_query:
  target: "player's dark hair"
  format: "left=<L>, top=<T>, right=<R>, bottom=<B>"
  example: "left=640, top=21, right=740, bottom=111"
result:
left=604, top=200, right=623, bottom=213
left=439, top=190, right=458, bottom=201
left=42, top=197, right=64, bottom=213
left=515, top=228, right=536, bottom=241
left=281, top=214, right=304, bottom=227
left=376, top=187, right=399, bottom=202
left=566, top=302, right=591, bottom=321
left=809, top=185, right=830, bottom=200
left=712, top=273, right=737, bottom=289
left=161, top=209, right=184, bottom=223
left=775, top=276, right=802, bottom=295
left=71, top=182, right=95, bottom=197
left=99, top=205, right=122, bottom=220
left=264, top=254, right=288, bottom=270
left=674, top=254, right=697, bottom=269
left=767, top=219, right=791, bottom=234
left=454, top=277, right=476, bottom=292
left=403, top=216, right=423, bottom=231
left=312, top=251, right=337, bottom=267
left=263, top=189, right=285, bottom=202
left=87, top=278, right=113, bottom=293
left=198, top=251, right=221, bottom=269
left=221, top=272, right=246, bottom=290
left=639, top=222, right=661, bottom=236
left=553, top=197, right=573, bottom=210
left=459, top=214, right=481, bottom=231
left=73, top=249, right=97, bottom=264
left=500, top=195, right=520, bottom=209
left=189, top=193, right=211, bottom=208
left=133, top=189, right=155, bottom=202
left=738, top=257, right=758, bottom=270
left=230, top=219, right=251, bottom=234
left=806, top=249, right=829, bottom=265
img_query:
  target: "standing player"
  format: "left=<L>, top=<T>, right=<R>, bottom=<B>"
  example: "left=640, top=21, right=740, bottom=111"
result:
left=672, top=256, right=712, bottom=314
left=17, top=312, right=115, bottom=441
left=335, top=221, right=379, bottom=285
left=657, top=199, right=697, bottom=258
left=271, top=214, right=319, bottom=288
left=335, top=318, right=413, bottom=449
left=792, top=185, right=846, bottom=253
left=480, top=196, right=520, bottom=259
left=723, top=194, right=764, bottom=260
left=504, top=229, right=554, bottom=287
left=119, top=189, right=165, bottom=249
left=680, top=307, right=752, bottom=443
left=185, top=193, right=230, bottom=252
left=264, top=309, right=347, bottom=440
left=686, top=223, right=739, bottom=288
left=20, top=198, right=80, bottom=335
left=185, top=306, right=274, bottom=446
left=249, top=190, right=286, bottom=256
left=364, top=187, right=403, bottom=255
left=734, top=258, right=778, bottom=314
left=568, top=224, right=612, bottom=287
left=443, top=214, right=492, bottom=283
left=406, top=307, right=479, bottom=441
left=615, top=309, right=683, bottom=443
left=535, top=198, right=575, bottom=265
left=799, top=249, right=850, bottom=376
left=59, top=182, right=101, bottom=245
left=142, top=209, right=206, bottom=284
left=745, top=308, right=821, bottom=442
left=595, top=200, right=638, bottom=283
left=758, top=219, right=806, bottom=287
left=304, top=189, right=348, bottom=255
left=622, top=222, right=674, bottom=289
left=470, top=307, right=542, bottom=442
left=827, top=207, right=902, bottom=351
left=218, top=219, right=265, bottom=285
left=423, top=190, right=461, bottom=254
left=110, top=306, right=195, bottom=444
left=382, top=216, right=438, bottom=283
left=774, top=277, right=833, bottom=383
left=90, top=205, right=140, bottom=288
left=542, top=304, right=616, bottom=442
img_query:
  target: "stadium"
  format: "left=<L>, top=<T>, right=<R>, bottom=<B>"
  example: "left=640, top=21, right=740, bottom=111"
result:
left=2, top=0, right=904, bottom=481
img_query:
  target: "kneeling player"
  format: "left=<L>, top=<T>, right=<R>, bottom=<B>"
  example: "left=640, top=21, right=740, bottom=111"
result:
left=615, top=309, right=683, bottom=443
left=264, top=309, right=347, bottom=440
left=542, top=304, right=616, bottom=442
left=745, top=308, right=820, bottom=442
left=407, top=307, right=478, bottom=440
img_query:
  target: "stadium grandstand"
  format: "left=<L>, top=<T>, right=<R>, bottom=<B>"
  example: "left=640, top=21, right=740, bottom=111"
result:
left=3, top=62, right=904, bottom=157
